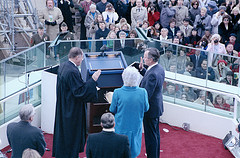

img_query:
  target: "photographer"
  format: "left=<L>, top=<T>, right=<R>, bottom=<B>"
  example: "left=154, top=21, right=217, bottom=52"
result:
left=160, top=0, right=176, bottom=28
left=194, top=7, right=211, bottom=37
left=102, top=3, right=119, bottom=27
left=211, top=6, right=228, bottom=34
left=148, top=4, right=160, bottom=26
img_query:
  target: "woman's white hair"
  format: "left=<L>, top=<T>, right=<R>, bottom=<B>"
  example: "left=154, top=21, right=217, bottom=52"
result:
left=211, top=34, right=221, bottom=41
left=122, top=66, right=141, bottom=87
left=89, top=4, right=96, bottom=9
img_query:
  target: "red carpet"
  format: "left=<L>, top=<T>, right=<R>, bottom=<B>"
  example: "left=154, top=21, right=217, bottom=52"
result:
left=2, top=123, right=233, bottom=158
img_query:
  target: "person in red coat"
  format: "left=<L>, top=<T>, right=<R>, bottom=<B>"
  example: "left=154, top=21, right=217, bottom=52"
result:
left=213, top=94, right=231, bottom=111
left=148, top=4, right=160, bottom=26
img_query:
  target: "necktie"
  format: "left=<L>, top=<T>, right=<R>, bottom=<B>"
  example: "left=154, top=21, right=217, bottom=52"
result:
left=196, top=56, right=199, bottom=67
left=185, top=28, right=187, bottom=36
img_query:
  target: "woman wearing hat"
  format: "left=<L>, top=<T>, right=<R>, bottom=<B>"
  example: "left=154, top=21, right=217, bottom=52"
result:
left=211, top=6, right=228, bottom=34
left=218, top=15, right=234, bottom=43
left=213, top=59, right=232, bottom=82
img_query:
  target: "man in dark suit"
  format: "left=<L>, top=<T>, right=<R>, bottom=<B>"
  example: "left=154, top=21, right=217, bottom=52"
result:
left=30, top=26, right=50, bottom=47
left=7, top=104, right=46, bottom=158
left=114, top=31, right=135, bottom=51
left=189, top=46, right=206, bottom=70
left=86, top=113, right=131, bottom=158
left=139, top=47, right=165, bottom=158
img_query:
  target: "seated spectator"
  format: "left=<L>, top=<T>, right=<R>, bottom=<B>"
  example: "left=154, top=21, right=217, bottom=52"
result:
left=7, top=104, right=46, bottom=158
left=159, top=28, right=172, bottom=42
left=230, top=7, right=240, bottom=26
left=96, top=0, right=109, bottom=13
left=114, top=25, right=120, bottom=34
left=218, top=15, right=234, bottom=43
left=206, top=1, right=218, bottom=17
left=160, top=46, right=177, bottom=71
left=106, top=31, right=117, bottom=51
left=201, top=28, right=212, bottom=43
left=176, top=30, right=189, bottom=45
left=131, top=0, right=148, bottom=29
left=213, top=59, right=232, bottom=82
left=194, top=90, right=214, bottom=107
left=198, top=38, right=209, bottom=53
left=95, top=21, right=110, bottom=51
left=167, top=18, right=180, bottom=39
left=116, top=18, right=131, bottom=30
left=109, top=23, right=116, bottom=31
left=31, top=26, right=50, bottom=47
left=211, top=6, right=228, bottom=34
left=177, top=85, right=197, bottom=102
left=213, top=94, right=231, bottom=111
left=117, top=23, right=130, bottom=37
left=180, top=92, right=189, bottom=101
left=177, top=48, right=188, bottom=72
left=22, top=148, right=41, bottom=158
left=115, top=31, right=135, bottom=50
left=194, top=7, right=211, bottom=37
left=147, top=4, right=160, bottom=26
left=153, top=21, right=161, bottom=36
left=206, top=34, right=227, bottom=67
left=86, top=113, right=131, bottom=158
left=179, top=18, right=193, bottom=37
left=128, top=30, right=138, bottom=38
left=196, top=59, right=215, bottom=81
left=189, top=28, right=201, bottom=47
left=224, top=43, right=239, bottom=65
left=164, top=82, right=177, bottom=97
left=190, top=46, right=207, bottom=70
left=189, top=0, right=200, bottom=25
left=220, top=71, right=237, bottom=86
left=109, top=66, right=149, bottom=158
left=160, top=0, right=176, bottom=28
left=147, top=26, right=159, bottom=39
left=225, top=33, right=240, bottom=52
left=102, top=3, right=119, bottom=27
left=173, top=0, right=188, bottom=27
left=178, top=61, right=196, bottom=76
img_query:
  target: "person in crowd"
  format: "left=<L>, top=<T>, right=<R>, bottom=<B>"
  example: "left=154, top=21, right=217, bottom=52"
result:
left=180, top=92, right=189, bottom=101
left=206, top=1, right=218, bottom=17
left=95, top=21, right=110, bottom=51
left=117, top=23, right=130, bottom=37
left=109, top=66, right=149, bottom=158
left=22, top=148, right=41, bottom=158
left=220, top=71, right=237, bottom=86
left=96, top=0, right=109, bottom=13
left=189, top=0, right=201, bottom=25
left=198, top=38, right=209, bottom=53
left=194, top=90, right=214, bottom=106
left=176, top=30, right=190, bottom=45
left=178, top=61, right=196, bottom=76
left=126, top=0, right=136, bottom=24
left=148, top=4, right=160, bottom=26
left=213, top=95, right=231, bottom=111
left=159, top=28, right=171, bottom=42
left=213, top=59, right=232, bottom=82
left=128, top=29, right=138, bottom=38
left=230, top=7, right=240, bottom=26
left=167, top=18, right=180, bottom=39
left=170, top=0, right=177, bottom=6
left=39, top=0, right=63, bottom=41
left=224, top=43, right=239, bottom=65
left=52, top=47, right=101, bottom=158
left=131, top=0, right=148, bottom=29
left=139, top=47, right=165, bottom=158
left=211, top=6, right=228, bottom=34
left=178, top=86, right=197, bottom=102
left=112, top=0, right=128, bottom=21
left=163, top=82, right=176, bottom=97
left=102, top=3, right=119, bottom=27
left=106, top=30, right=117, bottom=50
left=189, top=28, right=201, bottom=46
left=196, top=59, right=215, bottom=81
left=147, top=26, right=158, bottom=39
left=160, top=0, right=176, bottom=28
left=201, top=28, right=212, bottom=43
left=58, top=0, right=74, bottom=32
left=116, top=18, right=131, bottom=30
left=31, top=26, right=50, bottom=47
left=153, top=22, right=161, bottom=35
left=160, top=46, right=177, bottom=71
left=218, top=15, right=234, bottom=43
left=143, top=0, right=152, bottom=8
left=173, top=0, right=188, bottom=27
left=109, top=23, right=116, bottom=31
left=177, top=48, right=188, bottom=72
left=190, top=45, right=207, bottom=70
left=7, top=104, right=46, bottom=158
left=86, top=113, right=131, bottom=158
left=194, top=7, right=211, bottom=37
left=179, top=18, right=193, bottom=38
left=198, top=0, right=210, bottom=9
left=206, top=34, right=227, bottom=67
left=115, top=31, right=135, bottom=50
left=226, top=0, right=237, bottom=15
left=225, top=33, right=240, bottom=52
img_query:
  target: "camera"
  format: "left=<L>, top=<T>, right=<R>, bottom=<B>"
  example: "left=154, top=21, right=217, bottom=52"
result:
left=221, top=11, right=224, bottom=15
left=163, top=0, right=170, bottom=7
left=151, top=7, right=155, bottom=11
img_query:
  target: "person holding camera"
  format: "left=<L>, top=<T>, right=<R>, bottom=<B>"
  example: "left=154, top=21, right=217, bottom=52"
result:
left=102, top=3, right=119, bottom=27
left=194, top=7, right=211, bottom=37
left=131, top=0, right=148, bottom=29
left=160, top=0, right=176, bottom=28
left=148, top=4, right=160, bottom=26
left=211, top=6, right=228, bottom=34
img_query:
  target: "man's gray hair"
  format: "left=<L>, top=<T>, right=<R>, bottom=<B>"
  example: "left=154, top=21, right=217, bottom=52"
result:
left=146, top=47, right=160, bottom=62
left=89, top=4, right=96, bottom=9
left=68, top=47, right=83, bottom=59
left=122, top=66, right=141, bottom=87
left=101, top=113, right=115, bottom=129
left=19, top=104, right=35, bottom=121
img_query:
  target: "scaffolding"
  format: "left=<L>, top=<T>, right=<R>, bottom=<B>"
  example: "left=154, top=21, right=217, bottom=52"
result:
left=0, top=0, right=40, bottom=59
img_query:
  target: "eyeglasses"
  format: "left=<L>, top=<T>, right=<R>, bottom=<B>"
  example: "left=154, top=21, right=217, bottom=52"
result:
left=224, top=19, right=229, bottom=21
left=193, top=3, right=198, bottom=5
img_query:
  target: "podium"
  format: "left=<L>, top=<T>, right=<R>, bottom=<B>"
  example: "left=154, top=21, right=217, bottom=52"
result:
left=81, top=51, right=128, bottom=133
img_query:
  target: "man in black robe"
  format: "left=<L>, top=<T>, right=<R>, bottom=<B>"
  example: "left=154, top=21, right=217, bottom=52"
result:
left=52, top=47, right=101, bottom=158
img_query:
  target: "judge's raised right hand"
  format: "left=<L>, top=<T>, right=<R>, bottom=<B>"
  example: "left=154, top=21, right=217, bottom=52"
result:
left=139, top=57, right=143, bottom=71
left=92, top=70, right=101, bottom=81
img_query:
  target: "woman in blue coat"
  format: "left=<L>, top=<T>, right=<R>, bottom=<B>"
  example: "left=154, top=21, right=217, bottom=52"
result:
left=110, top=66, right=149, bottom=158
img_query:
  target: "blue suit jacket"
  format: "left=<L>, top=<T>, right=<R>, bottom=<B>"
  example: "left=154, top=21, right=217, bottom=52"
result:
left=140, top=64, right=165, bottom=118
left=189, top=54, right=206, bottom=70
left=86, top=131, right=131, bottom=158
left=7, top=121, right=46, bottom=158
